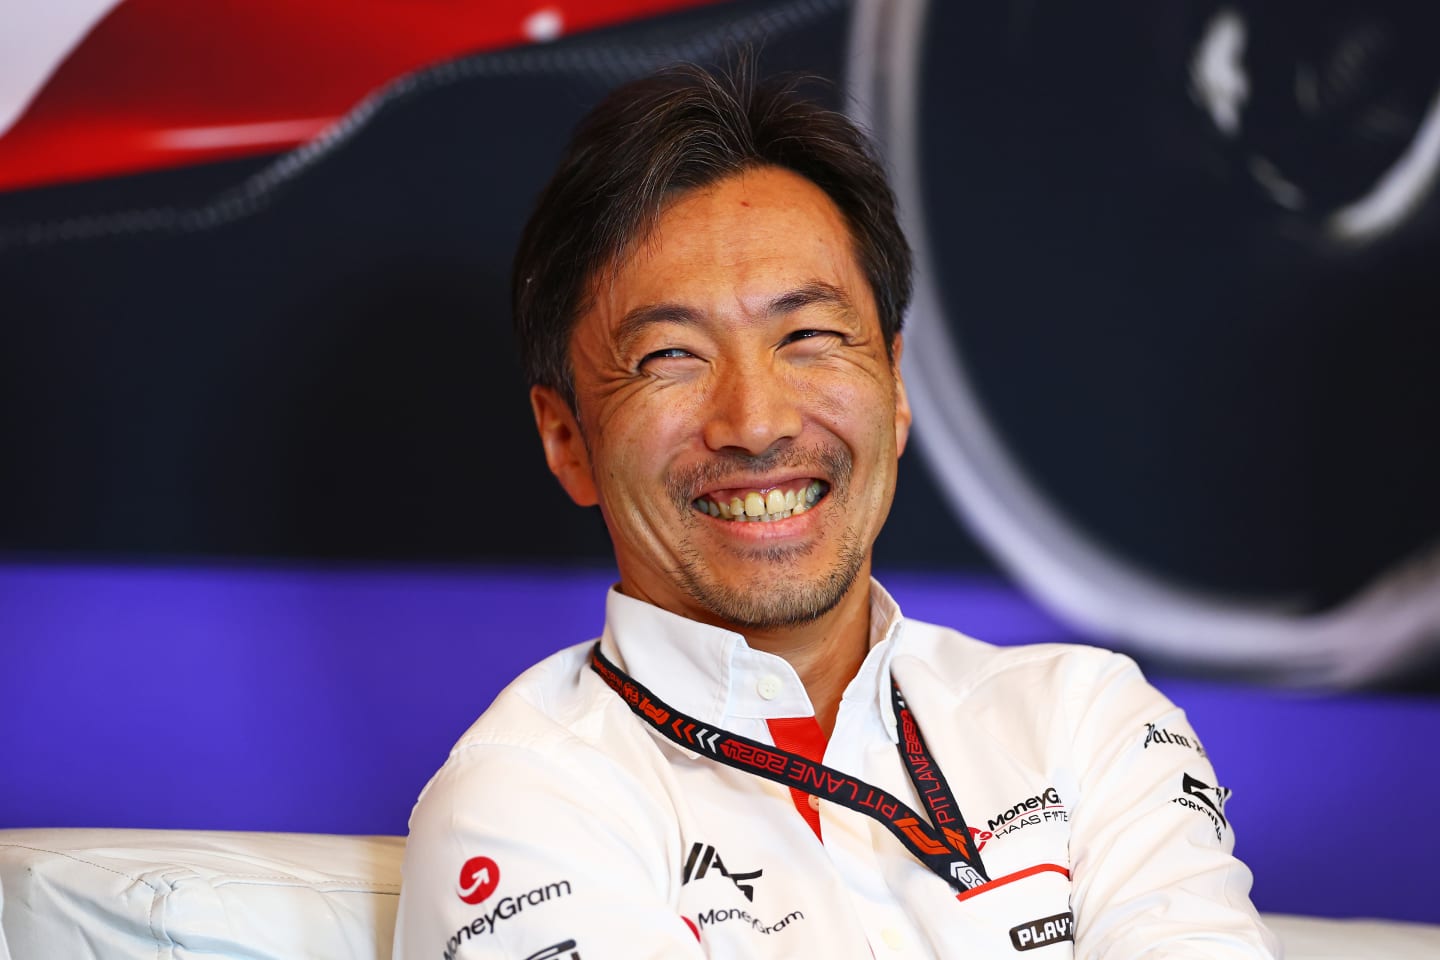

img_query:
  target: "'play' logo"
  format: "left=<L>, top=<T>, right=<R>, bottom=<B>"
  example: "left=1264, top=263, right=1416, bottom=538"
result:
left=456, top=856, right=500, bottom=904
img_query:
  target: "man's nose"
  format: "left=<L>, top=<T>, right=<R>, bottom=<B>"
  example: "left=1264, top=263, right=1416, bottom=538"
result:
left=701, top=361, right=802, bottom=455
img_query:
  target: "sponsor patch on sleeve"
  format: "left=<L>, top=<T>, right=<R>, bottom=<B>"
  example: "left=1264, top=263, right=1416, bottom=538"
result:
left=442, top=870, right=574, bottom=960
left=1171, top=772, right=1232, bottom=841
left=1142, top=722, right=1207, bottom=756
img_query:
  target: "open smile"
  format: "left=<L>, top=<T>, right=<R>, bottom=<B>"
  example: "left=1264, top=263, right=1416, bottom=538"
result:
left=691, top=480, right=830, bottom=523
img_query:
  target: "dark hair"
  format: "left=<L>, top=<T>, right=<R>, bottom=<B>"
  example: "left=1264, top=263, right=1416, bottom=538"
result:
left=511, top=61, right=912, bottom=408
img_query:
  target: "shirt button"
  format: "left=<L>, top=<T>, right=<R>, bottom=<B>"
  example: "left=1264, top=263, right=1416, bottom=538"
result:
left=882, top=927, right=905, bottom=951
left=807, top=794, right=820, bottom=810
left=756, top=674, right=782, bottom=700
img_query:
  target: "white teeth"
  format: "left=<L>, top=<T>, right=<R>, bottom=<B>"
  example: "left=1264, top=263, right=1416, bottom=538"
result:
left=696, top=482, right=828, bottom=523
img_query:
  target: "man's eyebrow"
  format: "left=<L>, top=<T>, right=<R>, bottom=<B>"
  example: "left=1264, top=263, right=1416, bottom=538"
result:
left=767, top=281, right=854, bottom=318
left=615, top=302, right=704, bottom=353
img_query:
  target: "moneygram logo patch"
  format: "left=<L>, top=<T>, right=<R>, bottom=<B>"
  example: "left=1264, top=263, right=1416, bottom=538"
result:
left=443, top=878, right=574, bottom=959
left=986, top=786, right=1068, bottom=838
left=456, top=856, right=500, bottom=904
left=692, top=906, right=805, bottom=936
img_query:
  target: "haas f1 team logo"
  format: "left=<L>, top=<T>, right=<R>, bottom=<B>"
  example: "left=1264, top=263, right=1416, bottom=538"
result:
left=457, top=856, right=501, bottom=904
left=682, top=842, right=762, bottom=901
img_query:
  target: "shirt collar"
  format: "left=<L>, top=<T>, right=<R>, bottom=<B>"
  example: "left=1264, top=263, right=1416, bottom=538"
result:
left=599, top=578, right=907, bottom=738
left=859, top=578, right=905, bottom=741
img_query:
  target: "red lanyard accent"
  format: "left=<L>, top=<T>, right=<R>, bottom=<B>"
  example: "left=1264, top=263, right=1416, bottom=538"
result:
left=589, top=643, right=991, bottom=892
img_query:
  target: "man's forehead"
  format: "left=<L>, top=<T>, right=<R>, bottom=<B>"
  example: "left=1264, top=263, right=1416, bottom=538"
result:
left=580, top=167, right=872, bottom=336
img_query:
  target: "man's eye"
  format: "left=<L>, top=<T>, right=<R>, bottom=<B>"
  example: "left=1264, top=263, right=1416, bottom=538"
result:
left=782, top=329, right=840, bottom=346
left=639, top=347, right=695, bottom=367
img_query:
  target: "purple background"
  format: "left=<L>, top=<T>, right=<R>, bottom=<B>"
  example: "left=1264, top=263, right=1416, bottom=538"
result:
left=2, top=561, right=1436, bottom=923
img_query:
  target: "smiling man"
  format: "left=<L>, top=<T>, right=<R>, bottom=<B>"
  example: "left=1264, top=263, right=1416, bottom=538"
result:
left=393, top=64, right=1278, bottom=959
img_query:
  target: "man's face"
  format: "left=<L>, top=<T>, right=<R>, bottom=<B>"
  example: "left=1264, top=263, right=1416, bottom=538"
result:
left=531, top=165, right=911, bottom=631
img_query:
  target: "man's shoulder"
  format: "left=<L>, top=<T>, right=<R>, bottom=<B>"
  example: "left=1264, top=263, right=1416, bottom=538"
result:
left=895, top=616, right=1130, bottom=693
left=891, top=618, right=1167, bottom=755
left=403, top=638, right=679, bottom=841
left=406, top=639, right=657, bottom=821
left=450, top=639, right=610, bottom=754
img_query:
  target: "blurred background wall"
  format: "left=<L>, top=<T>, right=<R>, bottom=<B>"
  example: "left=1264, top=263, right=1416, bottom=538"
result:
left=2, top=0, right=1438, bottom=923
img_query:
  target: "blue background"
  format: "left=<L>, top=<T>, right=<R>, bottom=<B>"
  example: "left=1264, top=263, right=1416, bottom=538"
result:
left=3, top=561, right=1436, bottom=923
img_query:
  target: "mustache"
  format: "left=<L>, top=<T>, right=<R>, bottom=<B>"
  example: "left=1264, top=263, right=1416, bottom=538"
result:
left=666, top=443, right=852, bottom=509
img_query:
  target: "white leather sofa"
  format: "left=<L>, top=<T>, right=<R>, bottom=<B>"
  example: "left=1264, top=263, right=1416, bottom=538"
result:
left=3, top=828, right=1439, bottom=959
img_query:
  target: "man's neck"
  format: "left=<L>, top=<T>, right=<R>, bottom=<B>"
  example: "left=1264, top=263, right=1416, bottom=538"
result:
left=616, top=572, right=878, bottom=737
left=736, top=581, right=873, bottom=737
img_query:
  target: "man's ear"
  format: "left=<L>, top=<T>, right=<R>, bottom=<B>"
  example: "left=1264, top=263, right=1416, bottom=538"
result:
left=891, top=334, right=912, bottom=458
left=530, top=385, right=599, bottom=507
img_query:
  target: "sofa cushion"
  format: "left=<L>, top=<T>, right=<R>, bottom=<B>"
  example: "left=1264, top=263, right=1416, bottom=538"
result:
left=4, top=829, right=1440, bottom=959
left=0, top=828, right=402, bottom=960
left=1262, top=913, right=1440, bottom=959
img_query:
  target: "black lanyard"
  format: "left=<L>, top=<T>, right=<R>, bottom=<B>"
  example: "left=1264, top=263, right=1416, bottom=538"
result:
left=589, top=642, right=991, bottom=893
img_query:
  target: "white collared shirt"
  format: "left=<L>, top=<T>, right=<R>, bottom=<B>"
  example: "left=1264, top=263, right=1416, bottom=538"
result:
left=395, top=581, right=1279, bottom=959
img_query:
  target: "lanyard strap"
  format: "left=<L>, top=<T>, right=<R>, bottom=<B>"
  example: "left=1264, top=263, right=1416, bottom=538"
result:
left=589, top=642, right=990, bottom=892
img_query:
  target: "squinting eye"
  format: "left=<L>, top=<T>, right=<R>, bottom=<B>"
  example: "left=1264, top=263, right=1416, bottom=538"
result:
left=783, top=329, right=839, bottom=346
left=638, top=347, right=695, bottom=368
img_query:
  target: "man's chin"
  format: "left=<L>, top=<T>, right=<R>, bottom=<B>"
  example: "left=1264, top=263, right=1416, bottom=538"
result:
left=678, top=556, right=866, bottom=633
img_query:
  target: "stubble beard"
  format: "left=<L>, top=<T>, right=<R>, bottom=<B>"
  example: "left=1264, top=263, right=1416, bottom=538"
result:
left=666, top=443, right=867, bottom=631
left=674, top=529, right=869, bottom=630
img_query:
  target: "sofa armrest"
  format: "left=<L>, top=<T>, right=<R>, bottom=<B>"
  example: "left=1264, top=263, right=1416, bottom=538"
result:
left=0, top=828, right=402, bottom=960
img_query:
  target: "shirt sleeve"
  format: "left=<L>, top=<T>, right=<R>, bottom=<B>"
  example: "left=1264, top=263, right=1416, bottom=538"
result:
left=1063, top=651, right=1282, bottom=959
left=392, top=733, right=707, bottom=960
